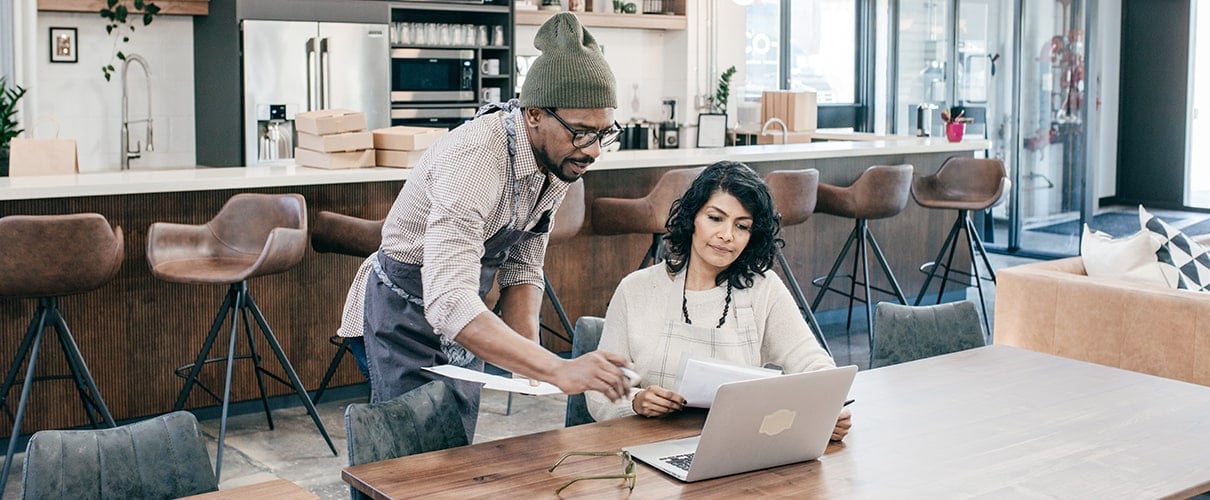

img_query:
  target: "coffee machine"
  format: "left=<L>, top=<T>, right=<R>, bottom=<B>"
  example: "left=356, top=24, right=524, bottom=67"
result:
left=256, top=103, right=298, bottom=163
left=658, top=98, right=679, bottom=149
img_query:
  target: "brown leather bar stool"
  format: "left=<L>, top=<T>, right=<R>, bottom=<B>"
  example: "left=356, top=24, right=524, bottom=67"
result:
left=810, top=164, right=913, bottom=353
left=543, top=180, right=585, bottom=347
left=592, top=166, right=705, bottom=269
left=0, top=213, right=122, bottom=494
left=308, top=210, right=384, bottom=404
left=147, top=193, right=336, bottom=480
left=764, top=168, right=830, bottom=355
left=911, top=156, right=1008, bottom=336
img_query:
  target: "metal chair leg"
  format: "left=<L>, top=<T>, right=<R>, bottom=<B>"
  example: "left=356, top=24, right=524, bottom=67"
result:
left=313, top=337, right=351, bottom=405
left=51, top=303, right=115, bottom=428
left=543, top=276, right=575, bottom=346
left=174, top=288, right=235, bottom=411
left=239, top=304, right=274, bottom=430
left=245, top=291, right=338, bottom=457
left=914, top=214, right=965, bottom=306
left=776, top=250, right=830, bottom=356
left=0, top=308, right=48, bottom=497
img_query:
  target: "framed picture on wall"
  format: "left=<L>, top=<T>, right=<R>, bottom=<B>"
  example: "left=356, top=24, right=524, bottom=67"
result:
left=49, top=27, right=78, bottom=63
left=697, top=113, right=727, bottom=148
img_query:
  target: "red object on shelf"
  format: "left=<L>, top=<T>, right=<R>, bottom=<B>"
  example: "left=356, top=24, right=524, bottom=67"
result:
left=946, top=122, right=966, bottom=143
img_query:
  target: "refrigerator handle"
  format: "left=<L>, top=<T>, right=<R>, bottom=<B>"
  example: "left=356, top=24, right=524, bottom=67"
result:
left=305, top=37, right=318, bottom=111
left=320, top=37, right=330, bottom=110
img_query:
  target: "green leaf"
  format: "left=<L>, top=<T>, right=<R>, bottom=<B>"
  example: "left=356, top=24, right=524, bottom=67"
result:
left=107, top=0, right=118, bottom=7
left=146, top=3, right=160, bottom=14
left=143, top=13, right=154, bottom=25
left=115, top=4, right=128, bottom=21
left=117, top=51, right=125, bottom=60
left=106, top=24, right=114, bottom=34
left=134, top=0, right=145, bottom=10
left=122, top=36, right=129, bottom=42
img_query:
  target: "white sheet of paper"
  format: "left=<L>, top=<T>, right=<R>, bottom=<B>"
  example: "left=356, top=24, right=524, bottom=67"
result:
left=422, top=365, right=562, bottom=396
left=674, top=357, right=782, bottom=408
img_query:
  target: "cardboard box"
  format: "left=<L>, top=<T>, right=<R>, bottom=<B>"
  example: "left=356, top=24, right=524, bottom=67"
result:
left=376, top=148, right=428, bottom=168
left=296, top=130, right=374, bottom=153
left=372, top=126, right=448, bottom=151
left=294, top=147, right=375, bottom=169
left=761, top=90, right=818, bottom=132
left=756, top=130, right=815, bottom=145
left=295, top=109, right=367, bottom=136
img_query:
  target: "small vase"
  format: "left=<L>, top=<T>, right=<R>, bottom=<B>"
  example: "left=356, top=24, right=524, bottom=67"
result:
left=945, top=122, right=965, bottom=142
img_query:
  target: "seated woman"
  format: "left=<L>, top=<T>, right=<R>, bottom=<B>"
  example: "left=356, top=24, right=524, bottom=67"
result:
left=587, top=161, right=851, bottom=441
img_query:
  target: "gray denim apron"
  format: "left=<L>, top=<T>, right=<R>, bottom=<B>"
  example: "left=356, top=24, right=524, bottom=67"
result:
left=362, top=101, right=552, bottom=442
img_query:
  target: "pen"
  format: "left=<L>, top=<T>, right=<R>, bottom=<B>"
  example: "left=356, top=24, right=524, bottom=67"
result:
left=843, top=399, right=855, bottom=407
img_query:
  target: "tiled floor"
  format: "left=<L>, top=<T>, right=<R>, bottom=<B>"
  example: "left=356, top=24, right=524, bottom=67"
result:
left=0, top=253, right=1032, bottom=499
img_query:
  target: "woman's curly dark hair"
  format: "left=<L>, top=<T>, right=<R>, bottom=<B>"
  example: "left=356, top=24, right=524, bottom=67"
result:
left=663, top=161, right=784, bottom=289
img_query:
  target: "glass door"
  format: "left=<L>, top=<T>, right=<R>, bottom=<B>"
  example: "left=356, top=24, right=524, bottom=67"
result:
left=1010, top=0, right=1091, bottom=256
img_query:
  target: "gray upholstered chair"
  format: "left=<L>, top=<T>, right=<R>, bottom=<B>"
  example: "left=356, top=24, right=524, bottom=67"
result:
left=345, top=381, right=468, bottom=499
left=870, top=301, right=987, bottom=369
left=20, top=411, right=217, bottom=499
left=564, top=316, right=605, bottom=427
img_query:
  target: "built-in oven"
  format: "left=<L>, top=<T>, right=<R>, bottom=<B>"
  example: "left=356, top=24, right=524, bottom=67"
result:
left=391, top=48, right=477, bottom=103
left=391, top=106, right=478, bottom=130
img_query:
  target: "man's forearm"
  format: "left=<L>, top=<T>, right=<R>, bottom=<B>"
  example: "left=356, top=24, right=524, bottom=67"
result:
left=456, top=309, right=560, bottom=381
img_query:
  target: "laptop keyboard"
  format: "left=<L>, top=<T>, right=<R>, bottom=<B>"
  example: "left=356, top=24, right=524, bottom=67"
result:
left=660, top=453, right=695, bottom=472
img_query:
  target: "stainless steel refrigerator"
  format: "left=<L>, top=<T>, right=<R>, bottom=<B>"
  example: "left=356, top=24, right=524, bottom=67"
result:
left=242, top=19, right=389, bottom=166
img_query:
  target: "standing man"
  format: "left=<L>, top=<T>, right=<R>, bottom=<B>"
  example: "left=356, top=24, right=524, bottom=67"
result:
left=338, top=12, right=631, bottom=440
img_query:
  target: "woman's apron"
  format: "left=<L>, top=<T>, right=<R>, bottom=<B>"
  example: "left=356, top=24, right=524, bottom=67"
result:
left=645, top=272, right=762, bottom=391
left=362, top=101, right=550, bottom=441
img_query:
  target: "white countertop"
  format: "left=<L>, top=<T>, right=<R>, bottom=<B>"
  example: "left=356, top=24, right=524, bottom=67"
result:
left=0, top=137, right=988, bottom=201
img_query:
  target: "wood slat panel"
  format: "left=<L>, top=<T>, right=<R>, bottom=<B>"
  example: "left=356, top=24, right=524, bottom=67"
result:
left=38, top=0, right=209, bottom=15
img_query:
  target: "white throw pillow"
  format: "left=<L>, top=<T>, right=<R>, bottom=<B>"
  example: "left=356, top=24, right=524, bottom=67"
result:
left=1140, top=205, right=1210, bottom=292
left=1080, top=224, right=1174, bottom=287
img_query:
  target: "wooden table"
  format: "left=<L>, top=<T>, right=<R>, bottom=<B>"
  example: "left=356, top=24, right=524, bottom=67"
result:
left=343, top=345, right=1210, bottom=499
left=180, top=479, right=319, bottom=499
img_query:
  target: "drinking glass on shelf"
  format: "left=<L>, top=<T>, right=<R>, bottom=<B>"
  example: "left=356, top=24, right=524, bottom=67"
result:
left=425, top=23, right=438, bottom=46
left=399, top=23, right=412, bottom=45
left=439, top=23, right=451, bottom=45
left=493, top=25, right=505, bottom=46
left=476, top=25, right=489, bottom=46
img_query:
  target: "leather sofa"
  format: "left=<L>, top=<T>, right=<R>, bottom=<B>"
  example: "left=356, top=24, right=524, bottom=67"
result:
left=993, top=240, right=1210, bottom=387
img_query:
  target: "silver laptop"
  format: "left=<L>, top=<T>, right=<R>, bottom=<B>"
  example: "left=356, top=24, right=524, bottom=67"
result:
left=623, top=365, right=857, bottom=482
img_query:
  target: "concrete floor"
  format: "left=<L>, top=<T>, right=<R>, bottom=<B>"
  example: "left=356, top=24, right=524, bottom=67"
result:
left=0, top=252, right=1033, bottom=499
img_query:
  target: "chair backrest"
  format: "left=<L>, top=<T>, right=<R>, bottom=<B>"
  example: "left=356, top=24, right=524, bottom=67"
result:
left=209, top=193, right=307, bottom=255
left=912, top=156, right=1009, bottom=210
left=21, top=411, right=217, bottom=499
left=345, top=380, right=468, bottom=467
left=310, top=210, right=384, bottom=258
left=550, top=180, right=586, bottom=245
left=0, top=213, right=124, bottom=299
left=765, top=168, right=820, bottom=227
left=871, top=301, right=987, bottom=369
left=817, top=164, right=914, bottom=220
left=565, top=316, right=605, bottom=427
left=591, top=166, right=705, bottom=236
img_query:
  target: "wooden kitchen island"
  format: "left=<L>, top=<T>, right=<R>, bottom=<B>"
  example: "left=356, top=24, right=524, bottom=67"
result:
left=0, top=137, right=987, bottom=433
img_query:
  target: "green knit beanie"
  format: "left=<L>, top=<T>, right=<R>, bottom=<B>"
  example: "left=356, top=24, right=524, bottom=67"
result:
left=519, top=12, right=617, bottom=109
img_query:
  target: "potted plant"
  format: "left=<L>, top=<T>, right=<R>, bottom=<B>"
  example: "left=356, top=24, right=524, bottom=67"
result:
left=100, top=0, right=161, bottom=81
left=712, top=65, right=737, bottom=115
left=0, top=76, right=27, bottom=177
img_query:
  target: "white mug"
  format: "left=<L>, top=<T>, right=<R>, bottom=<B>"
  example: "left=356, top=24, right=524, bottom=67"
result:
left=480, top=59, right=500, bottom=76
left=481, top=87, right=502, bottom=103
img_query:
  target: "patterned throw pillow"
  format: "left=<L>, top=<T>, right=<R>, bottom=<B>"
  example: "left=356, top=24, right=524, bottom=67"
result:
left=1140, top=206, right=1210, bottom=292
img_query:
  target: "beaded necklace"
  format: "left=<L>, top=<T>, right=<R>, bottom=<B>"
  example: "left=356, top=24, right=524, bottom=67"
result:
left=681, top=269, right=733, bottom=328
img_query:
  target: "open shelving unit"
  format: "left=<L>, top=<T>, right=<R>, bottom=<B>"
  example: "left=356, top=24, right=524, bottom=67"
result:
left=515, top=0, right=686, bottom=31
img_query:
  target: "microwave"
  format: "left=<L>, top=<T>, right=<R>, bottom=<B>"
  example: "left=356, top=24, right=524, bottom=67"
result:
left=391, top=106, right=477, bottom=130
left=391, top=48, right=477, bottom=103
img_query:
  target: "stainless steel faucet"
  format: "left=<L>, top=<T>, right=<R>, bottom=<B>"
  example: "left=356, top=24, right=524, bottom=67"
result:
left=761, top=117, right=788, bottom=144
left=120, top=54, right=154, bottom=170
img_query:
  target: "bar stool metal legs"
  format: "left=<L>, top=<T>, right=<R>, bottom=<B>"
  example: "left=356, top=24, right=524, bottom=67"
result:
left=173, top=281, right=337, bottom=479
left=0, top=297, right=115, bottom=495
left=810, top=219, right=908, bottom=354
left=913, top=209, right=997, bottom=336
left=775, top=249, right=830, bottom=355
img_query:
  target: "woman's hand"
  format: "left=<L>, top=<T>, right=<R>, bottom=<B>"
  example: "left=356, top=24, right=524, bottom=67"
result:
left=631, top=385, right=686, bottom=417
left=830, top=407, right=852, bottom=441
